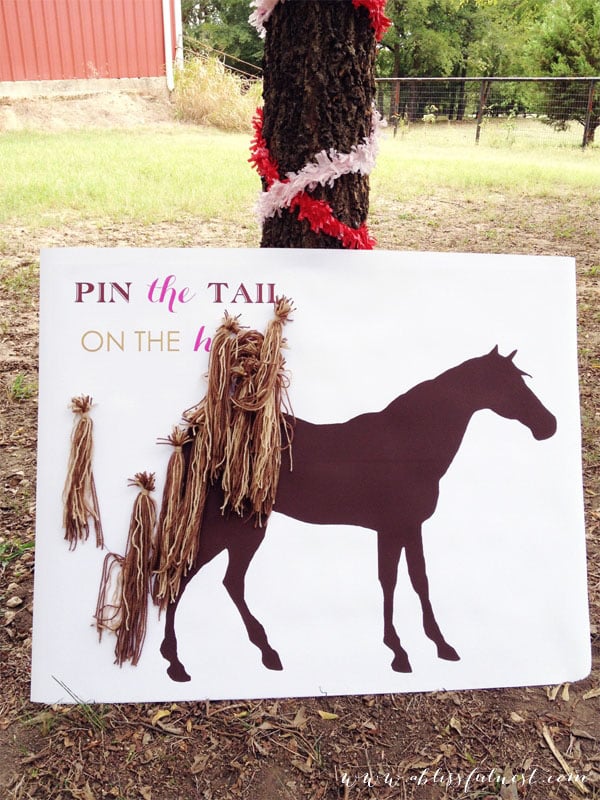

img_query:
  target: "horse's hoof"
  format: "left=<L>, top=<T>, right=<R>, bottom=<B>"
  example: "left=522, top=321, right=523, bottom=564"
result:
left=262, top=648, right=283, bottom=671
left=391, top=653, right=412, bottom=673
left=167, top=663, right=192, bottom=682
left=437, top=642, right=460, bottom=662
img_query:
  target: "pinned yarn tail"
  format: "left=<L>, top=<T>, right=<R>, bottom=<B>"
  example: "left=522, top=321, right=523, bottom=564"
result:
left=246, top=297, right=294, bottom=520
left=153, top=299, right=295, bottom=611
left=62, top=395, right=104, bottom=549
left=152, top=427, right=191, bottom=609
left=95, top=472, right=157, bottom=666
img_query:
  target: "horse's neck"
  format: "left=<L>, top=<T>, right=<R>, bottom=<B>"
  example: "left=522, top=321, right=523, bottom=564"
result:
left=386, top=361, right=483, bottom=474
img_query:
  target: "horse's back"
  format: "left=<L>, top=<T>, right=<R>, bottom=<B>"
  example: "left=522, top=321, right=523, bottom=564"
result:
left=274, top=415, right=441, bottom=528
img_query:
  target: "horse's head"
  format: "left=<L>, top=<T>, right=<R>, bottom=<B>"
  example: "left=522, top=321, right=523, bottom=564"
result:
left=477, top=346, right=557, bottom=440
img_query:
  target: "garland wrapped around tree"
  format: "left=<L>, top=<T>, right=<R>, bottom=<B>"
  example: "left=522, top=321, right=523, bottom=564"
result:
left=250, top=0, right=391, bottom=249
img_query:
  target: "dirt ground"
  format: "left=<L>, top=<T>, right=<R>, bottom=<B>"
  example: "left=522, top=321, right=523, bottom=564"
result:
left=0, top=93, right=599, bottom=800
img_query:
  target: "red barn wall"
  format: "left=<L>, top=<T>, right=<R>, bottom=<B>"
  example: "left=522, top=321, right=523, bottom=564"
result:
left=0, top=0, right=177, bottom=82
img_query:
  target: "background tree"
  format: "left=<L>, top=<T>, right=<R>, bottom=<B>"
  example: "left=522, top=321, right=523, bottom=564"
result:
left=182, top=0, right=263, bottom=74
left=526, top=0, right=599, bottom=143
left=377, top=0, right=504, bottom=120
left=259, top=1, right=381, bottom=248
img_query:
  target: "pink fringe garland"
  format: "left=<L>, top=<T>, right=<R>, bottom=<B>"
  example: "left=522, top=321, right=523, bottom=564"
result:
left=249, top=108, right=377, bottom=250
left=249, top=0, right=392, bottom=41
left=256, top=117, right=380, bottom=223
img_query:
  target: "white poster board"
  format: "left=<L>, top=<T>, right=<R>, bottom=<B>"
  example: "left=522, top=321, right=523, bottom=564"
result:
left=31, top=248, right=589, bottom=703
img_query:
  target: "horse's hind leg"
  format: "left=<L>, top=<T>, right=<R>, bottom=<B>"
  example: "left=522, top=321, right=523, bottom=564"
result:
left=224, top=529, right=283, bottom=671
left=405, top=531, right=460, bottom=662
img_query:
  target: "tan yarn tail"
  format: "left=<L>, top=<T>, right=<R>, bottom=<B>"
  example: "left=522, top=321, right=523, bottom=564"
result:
left=62, top=395, right=104, bottom=549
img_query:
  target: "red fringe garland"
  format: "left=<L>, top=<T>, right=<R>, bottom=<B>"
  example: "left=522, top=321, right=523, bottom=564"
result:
left=249, top=108, right=377, bottom=251
left=250, top=0, right=391, bottom=42
left=352, top=0, right=392, bottom=41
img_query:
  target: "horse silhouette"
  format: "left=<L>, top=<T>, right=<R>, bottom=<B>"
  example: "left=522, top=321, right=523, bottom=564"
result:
left=160, top=346, right=557, bottom=681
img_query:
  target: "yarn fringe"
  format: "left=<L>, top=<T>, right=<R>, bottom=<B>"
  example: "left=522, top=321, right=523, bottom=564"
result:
left=95, top=472, right=157, bottom=666
left=62, top=395, right=104, bottom=550
left=151, top=427, right=191, bottom=607
left=153, top=299, right=294, bottom=610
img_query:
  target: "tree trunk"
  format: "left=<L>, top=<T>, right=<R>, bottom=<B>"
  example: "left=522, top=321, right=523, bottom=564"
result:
left=260, top=0, right=377, bottom=248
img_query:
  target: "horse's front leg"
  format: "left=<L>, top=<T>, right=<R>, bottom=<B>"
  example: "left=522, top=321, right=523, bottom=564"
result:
left=377, top=531, right=412, bottom=672
left=224, top=528, right=283, bottom=671
left=405, top=530, right=460, bottom=662
left=160, top=564, right=201, bottom=682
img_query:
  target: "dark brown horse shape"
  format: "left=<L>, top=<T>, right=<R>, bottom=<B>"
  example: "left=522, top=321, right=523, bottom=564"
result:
left=161, top=346, right=557, bottom=681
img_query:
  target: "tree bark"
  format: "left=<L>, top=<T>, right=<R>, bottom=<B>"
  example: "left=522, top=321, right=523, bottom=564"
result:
left=260, top=0, right=377, bottom=248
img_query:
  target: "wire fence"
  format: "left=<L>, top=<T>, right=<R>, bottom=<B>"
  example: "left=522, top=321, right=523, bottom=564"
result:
left=375, top=77, right=599, bottom=150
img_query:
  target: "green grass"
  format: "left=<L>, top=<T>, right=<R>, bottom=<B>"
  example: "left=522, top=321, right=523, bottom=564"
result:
left=7, top=373, right=38, bottom=401
left=373, top=129, right=600, bottom=201
left=0, top=537, right=34, bottom=566
left=0, top=127, right=258, bottom=226
left=0, top=122, right=598, bottom=228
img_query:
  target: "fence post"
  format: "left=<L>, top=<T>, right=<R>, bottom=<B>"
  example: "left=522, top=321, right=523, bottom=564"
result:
left=582, top=79, right=596, bottom=148
left=392, top=80, right=401, bottom=136
left=475, top=79, right=490, bottom=144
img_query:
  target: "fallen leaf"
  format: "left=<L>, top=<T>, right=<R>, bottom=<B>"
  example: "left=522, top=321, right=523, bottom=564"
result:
left=582, top=688, right=600, bottom=700
left=252, top=738, right=270, bottom=756
left=150, top=709, right=171, bottom=726
left=191, top=754, right=209, bottom=774
left=70, top=783, right=96, bottom=800
left=499, top=766, right=519, bottom=800
left=572, top=728, right=596, bottom=740
left=510, top=712, right=525, bottom=723
left=139, top=787, right=152, bottom=800
left=449, top=716, right=462, bottom=735
left=562, top=683, right=571, bottom=701
left=409, top=754, right=443, bottom=770
left=292, top=707, right=308, bottom=729
left=541, top=724, right=589, bottom=795
left=156, top=720, right=184, bottom=735
left=317, top=710, right=339, bottom=720
left=6, top=596, right=23, bottom=608
left=292, top=757, right=313, bottom=774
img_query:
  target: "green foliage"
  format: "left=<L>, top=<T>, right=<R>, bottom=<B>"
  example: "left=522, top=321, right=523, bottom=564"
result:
left=527, top=0, right=600, bottom=76
left=8, top=373, right=37, bottom=401
left=526, top=0, right=600, bottom=141
left=182, top=0, right=263, bottom=73
left=378, top=0, right=521, bottom=79
left=173, top=55, right=262, bottom=131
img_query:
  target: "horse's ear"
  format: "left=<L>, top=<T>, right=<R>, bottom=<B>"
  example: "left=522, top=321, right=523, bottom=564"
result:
left=489, top=345, right=499, bottom=356
left=507, top=349, right=518, bottom=361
